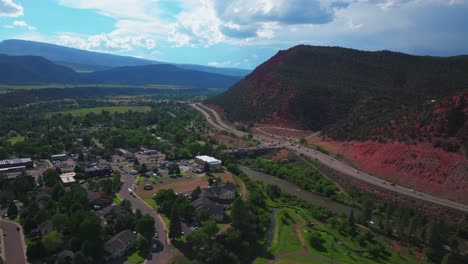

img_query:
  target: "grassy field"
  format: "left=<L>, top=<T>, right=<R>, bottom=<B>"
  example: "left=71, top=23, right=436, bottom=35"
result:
left=126, top=250, right=145, bottom=264
left=48, top=106, right=151, bottom=117
left=7, top=136, right=26, bottom=145
left=113, top=196, right=123, bottom=205
left=143, top=198, right=158, bottom=209
left=0, top=84, right=188, bottom=90
left=255, top=205, right=426, bottom=264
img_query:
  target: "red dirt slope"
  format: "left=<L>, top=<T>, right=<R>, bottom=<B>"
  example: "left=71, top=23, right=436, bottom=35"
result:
left=316, top=139, right=468, bottom=203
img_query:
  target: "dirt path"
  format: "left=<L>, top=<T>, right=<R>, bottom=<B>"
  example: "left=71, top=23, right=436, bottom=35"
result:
left=295, top=223, right=308, bottom=252
left=235, top=175, right=249, bottom=200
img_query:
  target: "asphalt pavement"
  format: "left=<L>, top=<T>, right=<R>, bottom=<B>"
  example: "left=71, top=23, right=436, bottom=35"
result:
left=0, top=220, right=27, bottom=264
left=111, top=157, right=174, bottom=264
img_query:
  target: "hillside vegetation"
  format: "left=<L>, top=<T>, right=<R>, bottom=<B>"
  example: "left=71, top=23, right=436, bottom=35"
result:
left=0, top=54, right=85, bottom=85
left=0, top=54, right=240, bottom=89
left=209, top=45, right=468, bottom=135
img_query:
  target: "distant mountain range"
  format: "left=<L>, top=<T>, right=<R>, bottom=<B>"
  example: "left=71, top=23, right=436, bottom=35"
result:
left=83, top=64, right=241, bottom=88
left=0, top=54, right=240, bottom=88
left=0, top=39, right=251, bottom=77
left=0, top=54, right=85, bottom=85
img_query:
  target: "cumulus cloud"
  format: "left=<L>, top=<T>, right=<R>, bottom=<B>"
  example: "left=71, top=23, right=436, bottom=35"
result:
left=0, top=0, right=23, bottom=17
left=57, top=32, right=156, bottom=53
left=212, top=0, right=346, bottom=25
left=52, top=0, right=468, bottom=59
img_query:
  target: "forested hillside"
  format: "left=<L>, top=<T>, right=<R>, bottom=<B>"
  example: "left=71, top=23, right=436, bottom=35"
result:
left=210, top=45, right=468, bottom=133
left=0, top=54, right=85, bottom=85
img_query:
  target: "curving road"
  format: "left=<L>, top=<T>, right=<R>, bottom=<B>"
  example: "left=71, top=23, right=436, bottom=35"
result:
left=111, top=157, right=174, bottom=264
left=193, top=103, right=468, bottom=213
left=0, top=220, right=27, bottom=264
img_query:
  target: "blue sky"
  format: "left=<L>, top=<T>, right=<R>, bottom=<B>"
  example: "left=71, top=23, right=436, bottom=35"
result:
left=1, top=0, right=467, bottom=69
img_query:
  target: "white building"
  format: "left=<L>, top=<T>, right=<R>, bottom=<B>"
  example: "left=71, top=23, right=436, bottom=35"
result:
left=60, top=172, right=76, bottom=185
left=195, top=155, right=222, bottom=171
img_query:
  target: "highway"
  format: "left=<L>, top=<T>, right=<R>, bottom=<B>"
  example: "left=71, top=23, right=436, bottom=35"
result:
left=111, top=157, right=174, bottom=264
left=192, top=103, right=468, bottom=213
left=0, top=220, right=27, bottom=264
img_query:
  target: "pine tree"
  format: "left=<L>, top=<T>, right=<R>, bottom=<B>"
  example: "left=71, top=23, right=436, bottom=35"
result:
left=7, top=201, right=18, bottom=219
left=348, top=209, right=357, bottom=237
left=169, top=207, right=182, bottom=239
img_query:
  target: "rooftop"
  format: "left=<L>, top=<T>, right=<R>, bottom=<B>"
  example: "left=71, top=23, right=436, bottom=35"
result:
left=196, top=155, right=221, bottom=164
left=60, top=172, right=76, bottom=184
left=105, top=230, right=136, bottom=252
left=0, top=158, right=32, bottom=165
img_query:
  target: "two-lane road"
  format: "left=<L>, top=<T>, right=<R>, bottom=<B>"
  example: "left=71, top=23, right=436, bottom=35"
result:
left=193, top=103, right=468, bottom=213
left=0, top=220, right=27, bottom=264
left=112, top=160, right=173, bottom=264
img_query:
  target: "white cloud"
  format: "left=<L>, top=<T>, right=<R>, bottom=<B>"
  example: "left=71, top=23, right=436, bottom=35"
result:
left=0, top=0, right=23, bottom=17
left=208, top=60, right=239, bottom=67
left=58, top=0, right=157, bottom=20
left=57, top=32, right=156, bottom=52
left=4, top=20, right=36, bottom=30
left=53, top=0, right=468, bottom=56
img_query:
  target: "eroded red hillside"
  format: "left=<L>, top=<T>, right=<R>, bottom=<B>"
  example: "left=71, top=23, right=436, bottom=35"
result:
left=313, top=139, right=468, bottom=203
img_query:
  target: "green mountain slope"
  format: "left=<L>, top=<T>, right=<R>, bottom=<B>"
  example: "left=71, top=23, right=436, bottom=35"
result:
left=0, top=54, right=85, bottom=85
left=209, top=45, right=468, bottom=133
left=83, top=64, right=241, bottom=88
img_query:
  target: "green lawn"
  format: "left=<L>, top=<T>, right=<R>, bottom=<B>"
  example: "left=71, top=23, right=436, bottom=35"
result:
left=48, top=106, right=151, bottom=117
left=272, top=209, right=303, bottom=255
left=113, top=196, right=123, bottom=205
left=0, top=84, right=188, bottom=90
left=255, top=199, right=425, bottom=264
left=138, top=176, right=157, bottom=182
left=143, top=198, right=158, bottom=209
left=7, top=136, right=25, bottom=145
left=126, top=250, right=145, bottom=264
left=275, top=255, right=330, bottom=264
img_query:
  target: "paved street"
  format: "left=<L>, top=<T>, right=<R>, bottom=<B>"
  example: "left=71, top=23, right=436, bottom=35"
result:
left=193, top=103, right=468, bottom=213
left=111, top=157, right=174, bottom=264
left=0, top=220, right=27, bottom=264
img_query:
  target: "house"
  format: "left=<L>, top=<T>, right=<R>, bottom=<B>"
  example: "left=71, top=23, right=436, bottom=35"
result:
left=192, top=196, right=226, bottom=221
left=0, top=166, right=26, bottom=174
left=191, top=183, right=236, bottom=221
left=207, top=183, right=236, bottom=200
left=195, top=155, right=222, bottom=171
left=116, top=148, right=134, bottom=159
left=104, top=230, right=137, bottom=260
left=51, top=154, right=67, bottom=162
left=0, top=158, right=33, bottom=169
left=59, top=172, right=76, bottom=185
left=88, top=191, right=113, bottom=209
left=84, top=166, right=111, bottom=177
